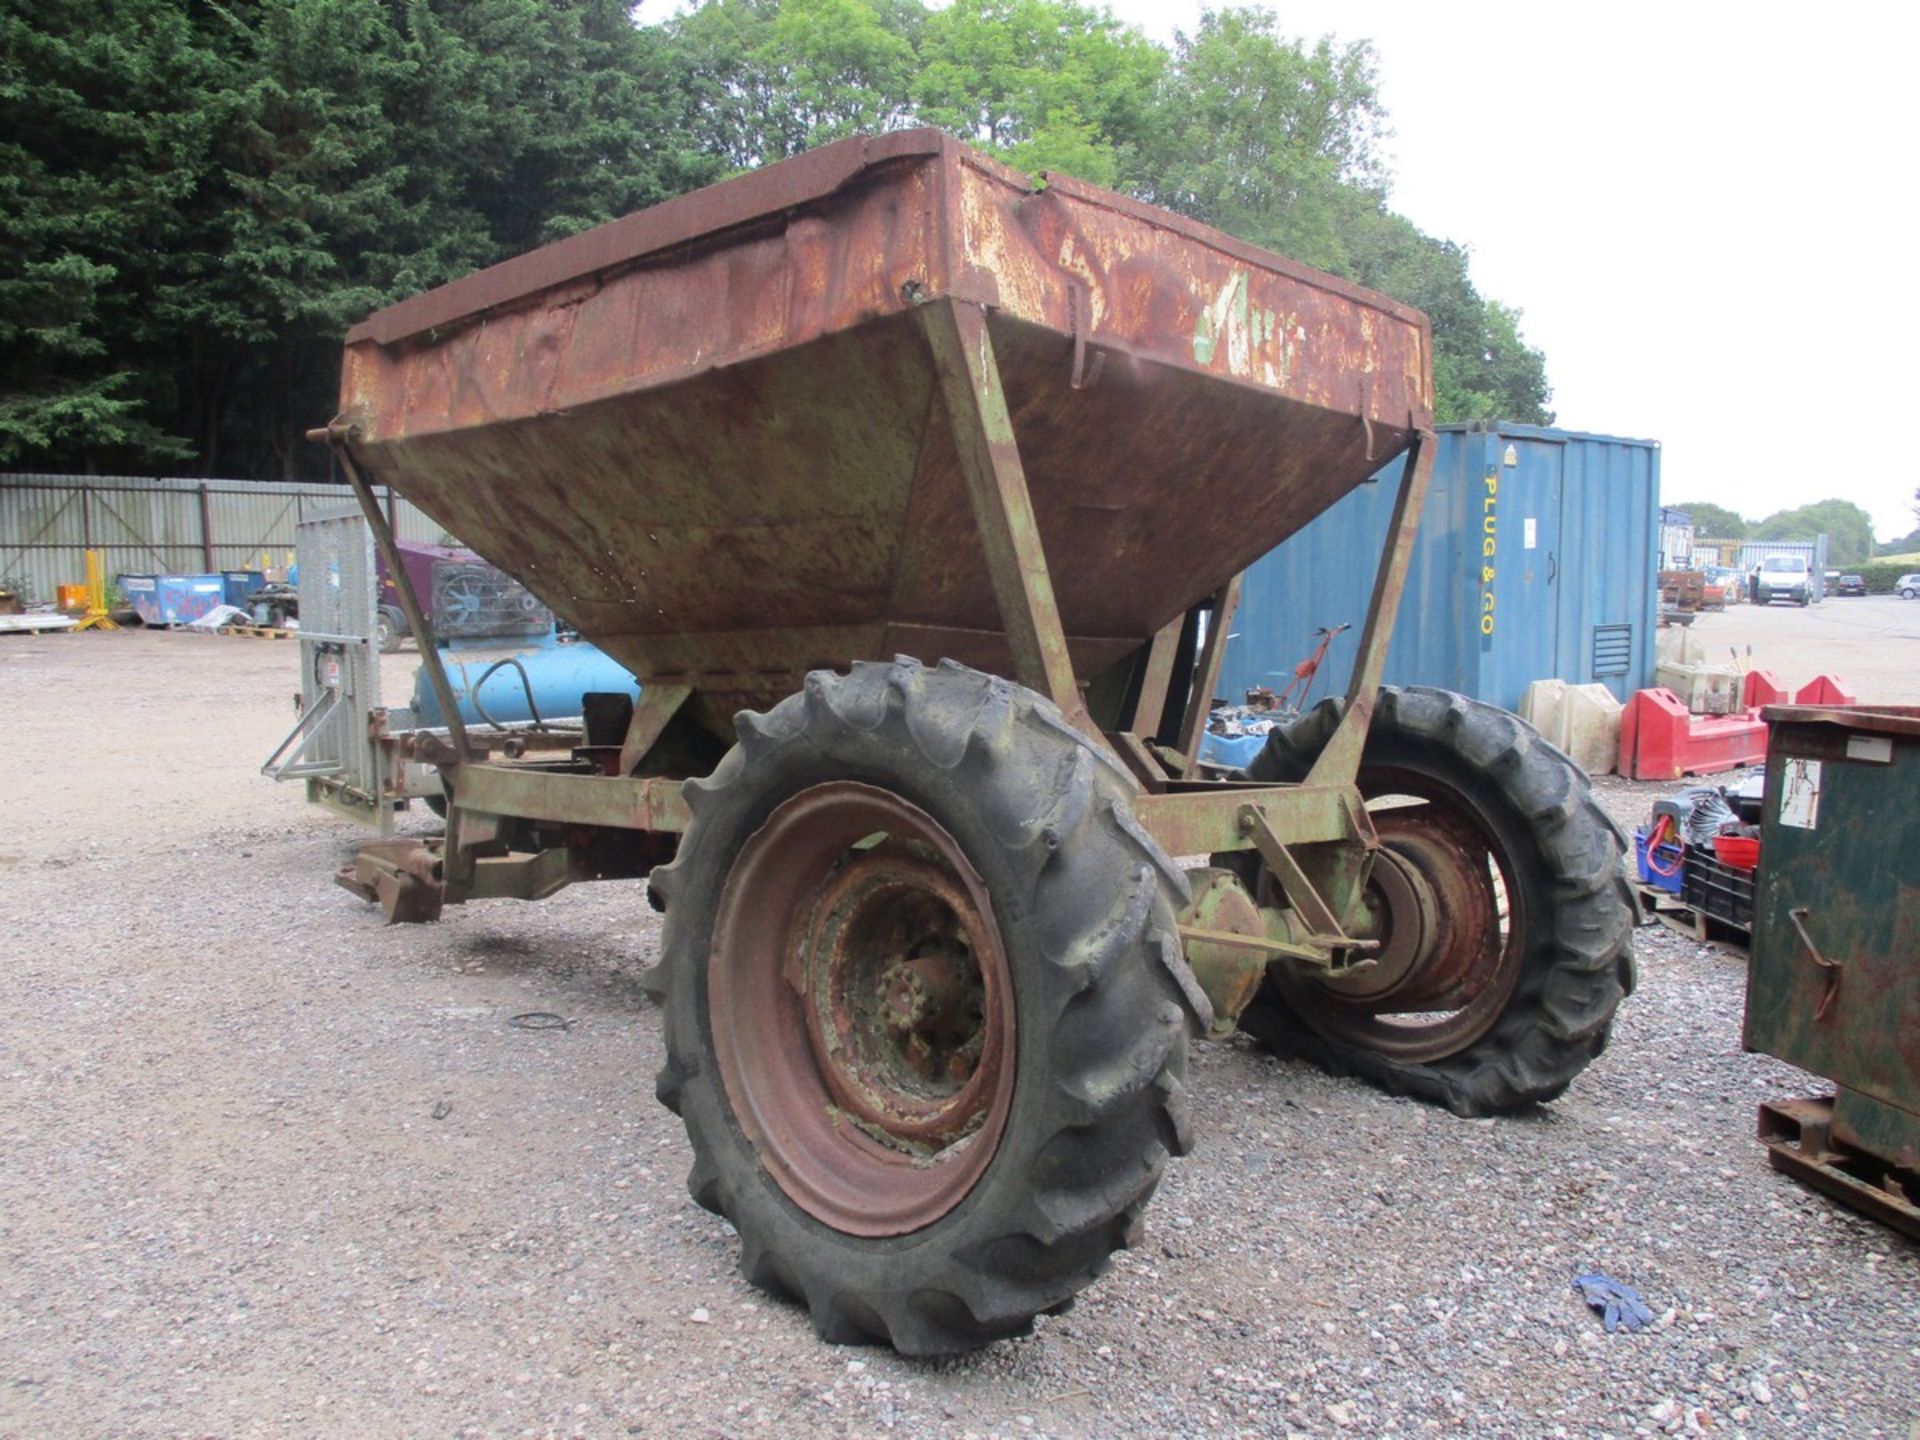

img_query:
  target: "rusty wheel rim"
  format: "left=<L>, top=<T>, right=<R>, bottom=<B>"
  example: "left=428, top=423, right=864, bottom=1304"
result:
left=1280, top=770, right=1523, bottom=1063
left=708, top=782, right=1015, bottom=1237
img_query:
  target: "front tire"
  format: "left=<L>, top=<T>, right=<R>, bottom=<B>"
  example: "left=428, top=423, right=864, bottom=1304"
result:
left=650, top=658, right=1204, bottom=1354
left=1232, top=687, right=1635, bottom=1116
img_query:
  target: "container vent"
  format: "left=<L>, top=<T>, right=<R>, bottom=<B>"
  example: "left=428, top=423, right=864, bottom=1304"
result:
left=1592, top=623, right=1632, bottom=677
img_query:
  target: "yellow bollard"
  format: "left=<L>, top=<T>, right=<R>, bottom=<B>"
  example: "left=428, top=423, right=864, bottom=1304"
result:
left=73, top=549, right=120, bottom=631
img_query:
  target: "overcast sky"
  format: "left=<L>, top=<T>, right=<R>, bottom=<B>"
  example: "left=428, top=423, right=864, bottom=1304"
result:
left=1102, top=1, right=1919, bottom=540
left=644, top=1, right=1920, bottom=540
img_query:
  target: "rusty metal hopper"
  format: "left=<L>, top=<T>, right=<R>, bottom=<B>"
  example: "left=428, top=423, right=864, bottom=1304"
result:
left=335, top=130, right=1433, bottom=721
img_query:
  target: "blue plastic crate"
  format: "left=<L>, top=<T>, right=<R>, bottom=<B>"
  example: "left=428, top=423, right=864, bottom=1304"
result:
left=1634, top=827, right=1685, bottom=893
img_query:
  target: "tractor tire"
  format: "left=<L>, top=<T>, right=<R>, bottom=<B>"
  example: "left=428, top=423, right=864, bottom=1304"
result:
left=1231, top=686, right=1635, bottom=1117
left=649, top=657, right=1207, bottom=1355
left=376, top=605, right=405, bottom=653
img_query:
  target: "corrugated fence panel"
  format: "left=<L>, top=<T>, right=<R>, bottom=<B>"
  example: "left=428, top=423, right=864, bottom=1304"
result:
left=0, top=475, right=443, bottom=602
left=0, top=483, right=88, bottom=600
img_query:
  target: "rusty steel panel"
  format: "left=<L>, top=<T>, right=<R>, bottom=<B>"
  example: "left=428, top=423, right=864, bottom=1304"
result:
left=1745, top=707, right=1920, bottom=1174
left=334, top=130, right=1434, bottom=699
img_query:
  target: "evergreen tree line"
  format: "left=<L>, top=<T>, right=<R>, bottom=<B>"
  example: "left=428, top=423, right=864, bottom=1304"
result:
left=1, top=0, right=1555, bottom=481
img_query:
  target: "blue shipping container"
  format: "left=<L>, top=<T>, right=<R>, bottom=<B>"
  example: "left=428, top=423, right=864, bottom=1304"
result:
left=1218, top=422, right=1660, bottom=715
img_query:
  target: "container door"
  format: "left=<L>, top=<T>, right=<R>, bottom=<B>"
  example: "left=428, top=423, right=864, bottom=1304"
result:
left=1551, top=435, right=1661, bottom=703
left=1476, top=436, right=1563, bottom=711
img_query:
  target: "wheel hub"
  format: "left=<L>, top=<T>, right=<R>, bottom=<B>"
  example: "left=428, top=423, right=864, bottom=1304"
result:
left=1275, top=782, right=1520, bottom=1064
left=1322, top=845, right=1437, bottom=1002
left=708, top=782, right=1015, bottom=1236
left=800, top=856, right=994, bottom=1146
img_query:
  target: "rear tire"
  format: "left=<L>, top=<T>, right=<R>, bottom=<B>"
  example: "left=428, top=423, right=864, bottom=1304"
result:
left=376, top=605, right=405, bottom=653
left=650, top=658, right=1205, bottom=1354
left=1231, top=687, right=1635, bottom=1117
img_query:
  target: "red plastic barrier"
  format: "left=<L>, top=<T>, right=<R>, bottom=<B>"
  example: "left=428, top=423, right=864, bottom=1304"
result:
left=1618, top=687, right=1769, bottom=780
left=1620, top=673, right=1859, bottom=779
left=1794, top=674, right=1857, bottom=706
left=1743, top=670, right=1790, bottom=708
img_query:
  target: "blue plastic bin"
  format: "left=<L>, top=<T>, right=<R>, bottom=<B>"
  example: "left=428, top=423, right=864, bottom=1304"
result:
left=118, top=573, right=227, bottom=626
left=221, top=570, right=265, bottom=606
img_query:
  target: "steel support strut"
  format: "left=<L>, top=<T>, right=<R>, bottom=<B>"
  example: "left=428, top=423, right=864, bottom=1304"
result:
left=1306, top=428, right=1436, bottom=790
left=922, top=299, right=1095, bottom=736
left=1175, top=576, right=1242, bottom=776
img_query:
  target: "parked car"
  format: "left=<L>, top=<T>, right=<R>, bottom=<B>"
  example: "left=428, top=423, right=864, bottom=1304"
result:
left=1751, top=554, right=1812, bottom=606
left=1705, top=565, right=1746, bottom=602
left=1899, top=572, right=1920, bottom=600
left=1835, top=573, right=1867, bottom=596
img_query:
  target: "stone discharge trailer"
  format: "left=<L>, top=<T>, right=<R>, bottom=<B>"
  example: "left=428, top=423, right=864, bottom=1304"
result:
left=313, top=131, right=1636, bottom=1355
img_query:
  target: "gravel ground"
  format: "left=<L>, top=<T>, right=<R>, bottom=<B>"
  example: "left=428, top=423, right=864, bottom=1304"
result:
left=2, top=629, right=1916, bottom=1439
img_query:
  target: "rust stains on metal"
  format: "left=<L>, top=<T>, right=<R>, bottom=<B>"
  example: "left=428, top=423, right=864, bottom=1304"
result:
left=923, top=297, right=1093, bottom=733
left=336, top=838, right=446, bottom=924
left=1759, top=1097, right=1920, bottom=1241
left=346, top=130, right=952, bottom=348
left=336, top=129, right=1433, bottom=713
left=706, top=782, right=1015, bottom=1237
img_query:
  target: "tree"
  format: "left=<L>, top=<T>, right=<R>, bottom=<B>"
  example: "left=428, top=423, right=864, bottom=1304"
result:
left=3, top=0, right=1565, bottom=477
left=1753, top=499, right=1875, bottom=566
left=1338, top=204, right=1551, bottom=425
left=1, top=0, right=721, bottom=478
left=1138, top=8, right=1384, bottom=270
left=669, top=0, right=923, bottom=169
left=0, top=0, right=223, bottom=468
left=914, top=0, right=1163, bottom=187
left=1884, top=526, right=1920, bottom=555
left=1128, top=8, right=1546, bottom=423
left=1667, top=501, right=1746, bottom=539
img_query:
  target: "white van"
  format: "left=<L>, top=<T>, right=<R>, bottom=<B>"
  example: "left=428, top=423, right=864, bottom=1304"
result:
left=1751, top=555, right=1811, bottom=606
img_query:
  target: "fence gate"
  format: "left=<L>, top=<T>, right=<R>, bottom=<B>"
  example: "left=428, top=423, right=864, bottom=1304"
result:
left=260, top=508, right=398, bottom=830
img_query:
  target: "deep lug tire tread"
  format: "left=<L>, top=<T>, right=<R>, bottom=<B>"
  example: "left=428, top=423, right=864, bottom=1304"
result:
left=1236, top=685, right=1635, bottom=1117
left=651, top=657, right=1201, bottom=1355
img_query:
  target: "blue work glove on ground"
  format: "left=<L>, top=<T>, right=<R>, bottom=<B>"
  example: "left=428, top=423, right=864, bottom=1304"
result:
left=1572, top=1273, right=1654, bottom=1333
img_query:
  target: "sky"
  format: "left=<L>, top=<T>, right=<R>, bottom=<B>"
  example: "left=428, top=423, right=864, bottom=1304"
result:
left=644, top=1, right=1920, bottom=541
left=1095, top=0, right=1920, bottom=542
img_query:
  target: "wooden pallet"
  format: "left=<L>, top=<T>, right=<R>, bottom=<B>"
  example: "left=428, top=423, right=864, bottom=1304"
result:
left=214, top=624, right=295, bottom=639
left=1632, top=882, right=1749, bottom=951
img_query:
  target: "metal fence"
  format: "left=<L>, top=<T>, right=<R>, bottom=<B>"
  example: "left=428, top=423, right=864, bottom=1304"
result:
left=0, top=473, right=443, bottom=603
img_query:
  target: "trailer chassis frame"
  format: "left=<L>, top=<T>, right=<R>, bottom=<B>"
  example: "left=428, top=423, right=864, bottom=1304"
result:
left=316, top=299, right=1435, bottom=1028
